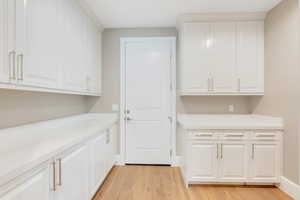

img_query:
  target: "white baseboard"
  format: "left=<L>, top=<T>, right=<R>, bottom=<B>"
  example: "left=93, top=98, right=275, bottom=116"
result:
left=114, top=155, right=124, bottom=166
left=173, top=156, right=181, bottom=167
left=278, top=176, right=300, bottom=199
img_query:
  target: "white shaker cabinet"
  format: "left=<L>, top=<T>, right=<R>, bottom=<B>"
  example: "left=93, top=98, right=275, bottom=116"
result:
left=188, top=141, right=218, bottom=182
left=249, top=142, right=280, bottom=183
left=89, top=134, right=107, bottom=196
left=211, top=22, right=237, bottom=93
left=178, top=14, right=265, bottom=95
left=0, top=0, right=15, bottom=84
left=55, top=145, right=89, bottom=200
left=0, top=163, right=53, bottom=200
left=218, top=142, right=248, bottom=182
left=237, top=22, right=264, bottom=94
left=15, top=0, right=60, bottom=89
left=179, top=23, right=211, bottom=93
left=0, top=0, right=102, bottom=96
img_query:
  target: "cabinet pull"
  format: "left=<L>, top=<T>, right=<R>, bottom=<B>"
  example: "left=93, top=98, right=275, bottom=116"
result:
left=52, top=161, right=56, bottom=191
left=238, top=78, right=241, bottom=92
left=216, top=144, right=219, bottom=159
left=220, top=144, right=223, bottom=159
left=58, top=159, right=62, bottom=186
left=211, top=78, right=214, bottom=91
left=195, top=134, right=213, bottom=137
left=225, top=134, right=243, bottom=137
left=8, top=51, right=16, bottom=80
left=17, top=54, right=24, bottom=81
left=256, top=134, right=275, bottom=137
left=207, top=78, right=210, bottom=91
left=252, top=144, right=254, bottom=159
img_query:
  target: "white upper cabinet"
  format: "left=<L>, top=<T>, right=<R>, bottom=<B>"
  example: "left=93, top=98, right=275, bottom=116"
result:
left=180, top=23, right=211, bottom=93
left=178, top=14, right=265, bottom=95
left=0, top=0, right=15, bottom=84
left=237, top=22, right=264, bottom=94
left=211, top=22, right=237, bottom=93
left=59, top=0, right=87, bottom=92
left=15, top=0, right=60, bottom=89
left=0, top=0, right=102, bottom=96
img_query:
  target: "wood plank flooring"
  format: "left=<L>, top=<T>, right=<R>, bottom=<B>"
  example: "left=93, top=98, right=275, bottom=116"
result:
left=93, top=166, right=292, bottom=200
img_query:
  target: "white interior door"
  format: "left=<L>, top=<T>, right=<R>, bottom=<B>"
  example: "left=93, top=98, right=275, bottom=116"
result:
left=124, top=38, right=173, bottom=165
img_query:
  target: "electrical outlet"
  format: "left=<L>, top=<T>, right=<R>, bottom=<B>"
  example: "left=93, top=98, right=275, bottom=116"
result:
left=112, top=104, right=119, bottom=112
left=228, top=105, right=234, bottom=113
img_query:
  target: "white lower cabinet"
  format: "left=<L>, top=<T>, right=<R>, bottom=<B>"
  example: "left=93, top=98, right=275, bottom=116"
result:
left=0, top=126, right=117, bottom=200
left=55, top=145, right=89, bottom=200
left=249, top=142, right=280, bottom=183
left=218, top=142, right=248, bottom=182
left=188, top=141, right=218, bottom=182
left=181, top=130, right=282, bottom=186
left=0, top=164, right=52, bottom=200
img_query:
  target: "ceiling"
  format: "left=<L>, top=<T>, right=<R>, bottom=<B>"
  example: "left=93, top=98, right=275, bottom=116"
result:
left=84, top=0, right=282, bottom=28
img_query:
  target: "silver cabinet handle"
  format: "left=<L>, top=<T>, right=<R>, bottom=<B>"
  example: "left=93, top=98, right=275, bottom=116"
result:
left=211, top=78, right=214, bottom=91
left=237, top=78, right=241, bottom=92
left=17, top=54, right=24, bottom=81
left=52, top=161, right=56, bottom=191
left=220, top=144, right=223, bottom=159
left=207, top=78, right=210, bottom=92
left=57, top=159, right=62, bottom=186
left=86, top=76, right=90, bottom=91
left=216, top=144, right=219, bottom=159
left=106, top=132, right=110, bottom=144
left=126, top=117, right=133, bottom=121
left=252, top=144, right=255, bottom=159
left=195, top=134, right=213, bottom=137
left=8, top=51, right=16, bottom=80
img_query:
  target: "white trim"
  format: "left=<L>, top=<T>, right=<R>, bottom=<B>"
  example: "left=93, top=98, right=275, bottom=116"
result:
left=119, top=37, right=177, bottom=166
left=278, top=176, right=300, bottom=199
left=0, top=83, right=101, bottom=96
left=176, top=12, right=266, bottom=29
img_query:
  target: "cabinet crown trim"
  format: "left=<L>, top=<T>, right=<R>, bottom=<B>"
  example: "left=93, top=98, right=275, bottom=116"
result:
left=176, top=12, right=266, bottom=28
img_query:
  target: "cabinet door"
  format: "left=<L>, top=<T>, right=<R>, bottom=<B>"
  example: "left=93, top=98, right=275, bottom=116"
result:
left=15, top=0, right=60, bottom=89
left=188, top=141, right=218, bottom=182
left=0, top=165, right=52, bottom=200
left=218, top=142, right=248, bottom=182
left=237, top=22, right=264, bottom=93
left=59, top=0, right=86, bottom=92
left=0, top=0, right=15, bottom=84
left=249, top=143, right=280, bottom=182
left=180, top=23, right=211, bottom=94
left=90, top=134, right=106, bottom=194
left=211, top=22, right=237, bottom=93
left=85, top=17, right=99, bottom=94
left=55, top=145, right=89, bottom=200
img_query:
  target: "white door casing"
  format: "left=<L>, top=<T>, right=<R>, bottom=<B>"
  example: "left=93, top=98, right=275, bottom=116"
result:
left=120, top=37, right=176, bottom=165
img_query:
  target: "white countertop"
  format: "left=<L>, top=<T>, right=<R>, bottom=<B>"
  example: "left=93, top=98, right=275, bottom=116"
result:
left=177, top=114, right=284, bottom=130
left=0, top=113, right=118, bottom=187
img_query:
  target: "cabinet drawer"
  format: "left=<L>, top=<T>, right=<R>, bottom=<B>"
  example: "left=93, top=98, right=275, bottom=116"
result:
left=253, top=131, right=279, bottom=141
left=220, top=132, right=247, bottom=140
left=190, top=131, right=218, bottom=140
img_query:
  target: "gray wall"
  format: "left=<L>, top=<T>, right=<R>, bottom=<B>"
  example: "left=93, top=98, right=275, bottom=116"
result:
left=250, top=0, right=300, bottom=184
left=87, top=28, right=251, bottom=115
left=0, top=90, right=88, bottom=128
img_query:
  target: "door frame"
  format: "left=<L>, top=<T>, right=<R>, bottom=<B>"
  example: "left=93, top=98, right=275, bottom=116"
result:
left=119, top=37, right=177, bottom=166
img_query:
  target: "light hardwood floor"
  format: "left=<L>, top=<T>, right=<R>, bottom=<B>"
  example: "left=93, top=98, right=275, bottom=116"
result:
left=93, top=166, right=292, bottom=200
